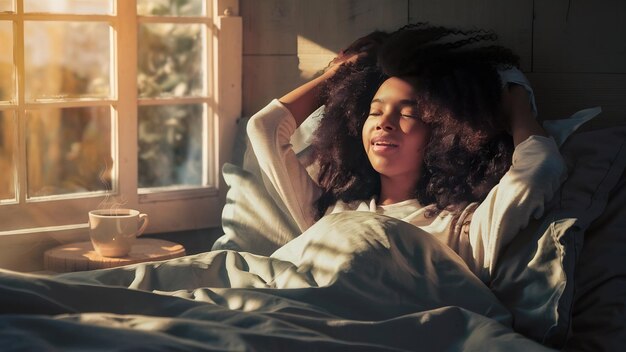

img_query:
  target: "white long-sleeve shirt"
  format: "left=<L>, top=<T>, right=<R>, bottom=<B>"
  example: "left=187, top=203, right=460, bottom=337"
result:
left=247, top=99, right=566, bottom=282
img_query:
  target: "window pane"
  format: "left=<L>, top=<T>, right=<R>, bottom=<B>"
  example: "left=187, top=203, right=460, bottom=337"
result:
left=0, top=111, right=16, bottom=201
left=24, top=21, right=111, bottom=101
left=0, top=21, right=14, bottom=102
left=26, top=107, right=113, bottom=198
left=137, top=0, right=205, bottom=17
left=138, top=23, right=204, bottom=98
left=138, top=104, right=204, bottom=188
left=0, top=0, right=13, bottom=13
left=25, top=0, right=113, bottom=15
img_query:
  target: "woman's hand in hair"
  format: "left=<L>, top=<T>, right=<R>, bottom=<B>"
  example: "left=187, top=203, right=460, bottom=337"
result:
left=278, top=67, right=341, bottom=128
left=280, top=31, right=386, bottom=127
left=323, top=51, right=365, bottom=77
left=323, top=32, right=386, bottom=78
left=501, top=84, right=548, bottom=146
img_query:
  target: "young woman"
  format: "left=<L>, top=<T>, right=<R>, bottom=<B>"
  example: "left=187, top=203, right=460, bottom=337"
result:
left=247, top=24, right=565, bottom=282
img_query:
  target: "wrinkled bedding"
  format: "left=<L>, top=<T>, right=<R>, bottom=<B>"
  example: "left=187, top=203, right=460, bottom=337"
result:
left=0, top=212, right=552, bottom=351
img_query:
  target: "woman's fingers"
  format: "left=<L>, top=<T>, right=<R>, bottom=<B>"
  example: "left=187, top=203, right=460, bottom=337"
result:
left=501, top=84, right=532, bottom=119
left=324, top=32, right=387, bottom=76
left=325, top=52, right=367, bottom=76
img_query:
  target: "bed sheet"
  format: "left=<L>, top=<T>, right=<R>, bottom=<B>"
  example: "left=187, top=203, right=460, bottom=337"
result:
left=0, top=212, right=553, bottom=351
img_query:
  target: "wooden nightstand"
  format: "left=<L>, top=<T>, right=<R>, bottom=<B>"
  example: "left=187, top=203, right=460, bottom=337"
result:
left=44, top=238, right=186, bottom=273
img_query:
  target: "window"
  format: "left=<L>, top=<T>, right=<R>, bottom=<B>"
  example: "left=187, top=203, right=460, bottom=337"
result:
left=0, top=0, right=241, bottom=239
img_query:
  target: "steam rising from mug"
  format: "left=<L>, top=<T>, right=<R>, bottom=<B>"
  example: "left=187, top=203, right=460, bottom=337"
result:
left=97, top=158, right=128, bottom=213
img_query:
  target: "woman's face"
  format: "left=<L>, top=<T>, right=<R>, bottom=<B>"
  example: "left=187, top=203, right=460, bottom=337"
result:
left=362, top=77, right=431, bottom=181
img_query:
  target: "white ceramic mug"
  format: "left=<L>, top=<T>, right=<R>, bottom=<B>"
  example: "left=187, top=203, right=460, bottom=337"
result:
left=88, top=209, right=149, bottom=257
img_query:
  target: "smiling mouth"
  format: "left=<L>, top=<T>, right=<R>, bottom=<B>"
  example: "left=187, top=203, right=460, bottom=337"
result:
left=372, top=141, right=398, bottom=147
left=371, top=141, right=399, bottom=153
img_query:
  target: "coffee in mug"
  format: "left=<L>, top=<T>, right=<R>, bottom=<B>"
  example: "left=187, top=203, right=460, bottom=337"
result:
left=88, top=209, right=149, bottom=257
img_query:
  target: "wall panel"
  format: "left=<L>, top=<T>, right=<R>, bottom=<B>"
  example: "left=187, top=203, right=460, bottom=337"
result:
left=242, top=55, right=304, bottom=117
left=408, top=0, right=533, bottom=71
left=533, top=0, right=626, bottom=73
left=529, top=73, right=626, bottom=127
left=241, top=0, right=409, bottom=116
left=241, top=1, right=626, bottom=126
left=242, top=0, right=298, bottom=55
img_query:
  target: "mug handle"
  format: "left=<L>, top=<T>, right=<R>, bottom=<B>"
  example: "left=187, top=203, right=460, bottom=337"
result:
left=136, top=213, right=149, bottom=237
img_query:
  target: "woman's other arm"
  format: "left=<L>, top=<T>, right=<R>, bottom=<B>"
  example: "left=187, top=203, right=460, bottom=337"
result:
left=466, top=85, right=566, bottom=282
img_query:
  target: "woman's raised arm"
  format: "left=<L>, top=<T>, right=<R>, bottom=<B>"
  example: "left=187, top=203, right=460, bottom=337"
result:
left=246, top=48, right=368, bottom=232
left=466, top=84, right=566, bottom=281
left=278, top=70, right=333, bottom=128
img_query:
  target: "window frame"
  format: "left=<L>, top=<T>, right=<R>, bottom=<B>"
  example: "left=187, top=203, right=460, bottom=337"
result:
left=0, top=0, right=241, bottom=271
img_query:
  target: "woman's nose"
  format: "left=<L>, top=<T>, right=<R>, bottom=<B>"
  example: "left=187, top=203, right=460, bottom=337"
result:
left=376, top=113, right=396, bottom=131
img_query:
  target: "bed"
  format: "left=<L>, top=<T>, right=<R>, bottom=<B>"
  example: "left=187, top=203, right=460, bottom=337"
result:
left=0, top=109, right=624, bottom=351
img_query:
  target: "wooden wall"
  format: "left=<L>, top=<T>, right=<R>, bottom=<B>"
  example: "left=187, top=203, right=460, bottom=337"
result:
left=240, top=0, right=626, bottom=127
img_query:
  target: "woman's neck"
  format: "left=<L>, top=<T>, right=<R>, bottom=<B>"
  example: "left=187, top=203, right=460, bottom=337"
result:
left=378, top=173, right=419, bottom=205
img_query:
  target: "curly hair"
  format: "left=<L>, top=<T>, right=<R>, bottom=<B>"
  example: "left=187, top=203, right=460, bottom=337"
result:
left=311, top=23, right=519, bottom=219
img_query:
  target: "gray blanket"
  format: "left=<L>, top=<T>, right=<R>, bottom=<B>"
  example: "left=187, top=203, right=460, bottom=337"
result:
left=0, top=212, right=551, bottom=351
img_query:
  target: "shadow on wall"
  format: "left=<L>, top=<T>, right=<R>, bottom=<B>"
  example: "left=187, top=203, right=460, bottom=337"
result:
left=240, top=0, right=408, bottom=117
